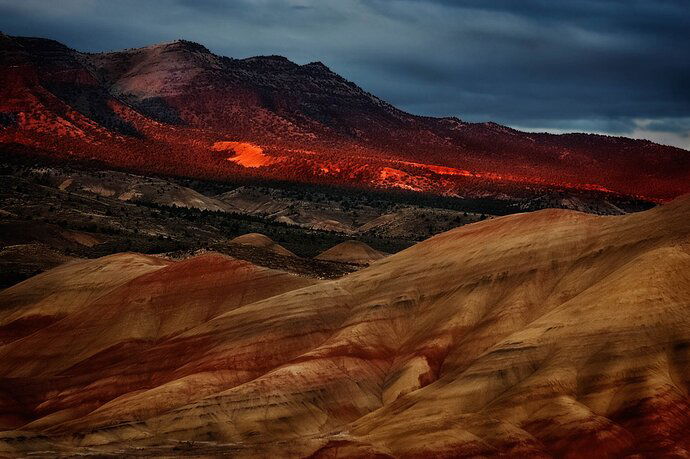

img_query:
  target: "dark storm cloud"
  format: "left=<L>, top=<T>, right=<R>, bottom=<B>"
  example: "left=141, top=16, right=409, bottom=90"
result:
left=0, top=0, right=688, bottom=149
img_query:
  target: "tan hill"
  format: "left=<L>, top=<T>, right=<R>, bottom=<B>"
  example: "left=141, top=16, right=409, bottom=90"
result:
left=46, top=169, right=232, bottom=212
left=0, top=253, right=169, bottom=346
left=356, top=206, right=486, bottom=239
left=0, top=197, right=688, bottom=456
left=0, top=243, right=76, bottom=290
left=217, top=186, right=381, bottom=233
left=230, top=233, right=296, bottom=257
left=315, top=240, right=387, bottom=265
left=0, top=252, right=317, bottom=430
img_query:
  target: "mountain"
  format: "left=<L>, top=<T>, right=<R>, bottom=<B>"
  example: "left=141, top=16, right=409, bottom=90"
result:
left=0, top=194, right=688, bottom=456
left=1, top=33, right=689, bottom=203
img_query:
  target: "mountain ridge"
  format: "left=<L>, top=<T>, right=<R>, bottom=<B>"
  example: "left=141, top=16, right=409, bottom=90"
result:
left=1, top=33, right=689, bottom=202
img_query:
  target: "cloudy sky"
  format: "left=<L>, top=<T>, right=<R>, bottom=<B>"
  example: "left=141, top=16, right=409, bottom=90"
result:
left=1, top=0, right=689, bottom=149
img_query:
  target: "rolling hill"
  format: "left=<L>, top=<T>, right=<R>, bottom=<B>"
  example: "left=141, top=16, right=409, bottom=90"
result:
left=0, top=194, right=688, bottom=456
left=230, top=233, right=296, bottom=257
left=315, top=240, right=387, bottom=265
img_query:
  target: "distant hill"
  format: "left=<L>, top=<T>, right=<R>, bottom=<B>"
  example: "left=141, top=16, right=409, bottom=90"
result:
left=1, top=33, right=689, bottom=203
left=230, top=232, right=296, bottom=257
left=315, top=240, right=387, bottom=265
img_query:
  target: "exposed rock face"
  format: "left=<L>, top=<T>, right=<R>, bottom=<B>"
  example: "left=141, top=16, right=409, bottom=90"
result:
left=315, top=240, right=387, bottom=265
left=0, top=196, right=689, bottom=456
left=1, top=34, right=689, bottom=202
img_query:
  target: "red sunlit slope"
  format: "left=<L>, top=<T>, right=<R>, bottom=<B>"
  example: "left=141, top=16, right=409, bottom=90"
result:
left=1, top=33, right=689, bottom=201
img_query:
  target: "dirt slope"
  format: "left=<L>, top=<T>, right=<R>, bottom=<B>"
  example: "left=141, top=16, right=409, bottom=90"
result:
left=230, top=232, right=296, bottom=257
left=0, top=197, right=689, bottom=456
left=315, top=240, right=387, bottom=265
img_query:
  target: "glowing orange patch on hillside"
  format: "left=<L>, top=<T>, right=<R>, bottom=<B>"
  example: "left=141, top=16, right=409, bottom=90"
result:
left=212, top=141, right=271, bottom=167
left=421, top=164, right=473, bottom=176
left=380, top=167, right=407, bottom=181
left=390, top=159, right=617, bottom=195
left=379, top=167, right=423, bottom=191
left=400, top=161, right=473, bottom=177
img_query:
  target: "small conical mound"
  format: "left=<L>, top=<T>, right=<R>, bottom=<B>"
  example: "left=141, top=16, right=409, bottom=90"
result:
left=315, top=240, right=387, bottom=265
left=230, top=233, right=296, bottom=257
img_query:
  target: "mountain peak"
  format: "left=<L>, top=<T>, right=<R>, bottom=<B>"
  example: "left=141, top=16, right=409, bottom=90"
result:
left=302, top=61, right=335, bottom=75
left=94, top=38, right=212, bottom=57
left=1, top=35, right=80, bottom=67
left=242, top=55, right=295, bottom=63
left=240, top=55, right=300, bottom=70
left=164, top=39, right=211, bottom=54
left=304, top=61, right=329, bottom=69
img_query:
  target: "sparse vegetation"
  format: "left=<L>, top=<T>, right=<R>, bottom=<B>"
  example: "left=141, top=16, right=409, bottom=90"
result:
left=0, top=153, right=655, bottom=288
